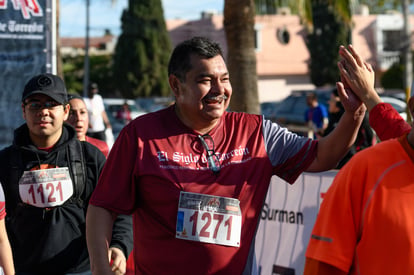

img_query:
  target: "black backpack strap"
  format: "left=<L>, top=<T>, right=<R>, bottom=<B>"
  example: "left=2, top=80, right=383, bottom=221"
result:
left=5, top=147, right=23, bottom=215
left=67, top=140, right=86, bottom=207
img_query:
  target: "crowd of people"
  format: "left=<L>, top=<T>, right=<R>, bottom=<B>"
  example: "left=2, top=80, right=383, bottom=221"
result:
left=303, top=87, right=375, bottom=169
left=0, top=36, right=412, bottom=275
left=320, top=88, right=375, bottom=168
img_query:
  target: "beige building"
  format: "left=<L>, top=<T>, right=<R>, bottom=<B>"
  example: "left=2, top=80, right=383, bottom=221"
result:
left=60, top=33, right=116, bottom=57
left=61, top=11, right=412, bottom=103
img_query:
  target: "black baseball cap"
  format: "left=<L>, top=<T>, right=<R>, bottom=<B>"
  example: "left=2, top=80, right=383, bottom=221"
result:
left=88, top=82, right=98, bottom=90
left=22, top=73, right=68, bottom=104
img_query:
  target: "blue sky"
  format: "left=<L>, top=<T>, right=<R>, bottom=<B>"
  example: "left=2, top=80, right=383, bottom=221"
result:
left=60, top=0, right=224, bottom=37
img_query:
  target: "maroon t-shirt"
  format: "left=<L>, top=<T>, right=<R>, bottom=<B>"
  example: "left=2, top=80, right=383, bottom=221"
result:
left=90, top=105, right=316, bottom=274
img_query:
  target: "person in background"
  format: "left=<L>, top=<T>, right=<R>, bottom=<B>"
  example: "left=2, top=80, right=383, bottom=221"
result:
left=67, top=93, right=135, bottom=274
left=85, top=36, right=365, bottom=275
left=304, top=45, right=414, bottom=274
left=0, top=184, right=14, bottom=275
left=83, top=82, right=112, bottom=142
left=116, top=101, right=132, bottom=125
left=305, top=92, right=329, bottom=138
left=67, top=94, right=109, bottom=157
left=323, top=88, right=374, bottom=168
left=0, top=73, right=132, bottom=274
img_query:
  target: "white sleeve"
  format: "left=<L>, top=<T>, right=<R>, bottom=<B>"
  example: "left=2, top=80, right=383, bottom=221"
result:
left=262, top=118, right=312, bottom=166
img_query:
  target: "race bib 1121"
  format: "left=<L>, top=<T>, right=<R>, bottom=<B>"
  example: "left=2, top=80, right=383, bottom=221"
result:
left=19, top=167, right=74, bottom=208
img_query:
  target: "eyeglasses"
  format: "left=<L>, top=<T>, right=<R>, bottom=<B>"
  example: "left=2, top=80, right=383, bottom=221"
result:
left=24, top=101, right=62, bottom=111
left=198, top=134, right=221, bottom=175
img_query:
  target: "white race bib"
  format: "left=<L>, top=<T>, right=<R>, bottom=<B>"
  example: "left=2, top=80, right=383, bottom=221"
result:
left=19, top=167, right=74, bottom=208
left=176, top=191, right=242, bottom=247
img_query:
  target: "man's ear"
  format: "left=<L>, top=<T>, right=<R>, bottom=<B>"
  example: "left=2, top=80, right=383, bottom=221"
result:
left=63, top=103, right=70, bottom=121
left=169, top=75, right=180, bottom=97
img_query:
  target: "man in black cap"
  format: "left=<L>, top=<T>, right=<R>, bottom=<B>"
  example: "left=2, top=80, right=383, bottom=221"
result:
left=0, top=73, right=132, bottom=274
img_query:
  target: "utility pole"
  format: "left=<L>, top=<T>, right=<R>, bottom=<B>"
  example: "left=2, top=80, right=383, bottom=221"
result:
left=82, top=0, right=90, bottom=97
left=402, top=0, right=412, bottom=122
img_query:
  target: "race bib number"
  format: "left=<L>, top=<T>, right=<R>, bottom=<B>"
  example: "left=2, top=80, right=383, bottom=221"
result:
left=176, top=191, right=241, bottom=247
left=19, top=168, right=74, bottom=208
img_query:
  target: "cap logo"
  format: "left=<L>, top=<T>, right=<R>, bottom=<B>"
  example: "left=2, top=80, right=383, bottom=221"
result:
left=37, top=76, right=52, bottom=87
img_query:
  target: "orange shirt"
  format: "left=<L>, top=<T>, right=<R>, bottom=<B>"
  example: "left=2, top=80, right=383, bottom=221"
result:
left=305, top=134, right=414, bottom=274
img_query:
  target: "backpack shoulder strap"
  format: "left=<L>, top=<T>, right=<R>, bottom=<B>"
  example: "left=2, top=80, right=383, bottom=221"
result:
left=3, top=146, right=23, bottom=215
left=67, top=140, right=86, bottom=207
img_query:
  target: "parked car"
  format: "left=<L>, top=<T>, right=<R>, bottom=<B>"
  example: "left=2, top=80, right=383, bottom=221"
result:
left=260, top=101, right=281, bottom=121
left=380, top=90, right=406, bottom=102
left=273, top=89, right=333, bottom=126
left=136, top=97, right=174, bottom=113
left=103, top=98, right=147, bottom=138
left=104, top=98, right=147, bottom=120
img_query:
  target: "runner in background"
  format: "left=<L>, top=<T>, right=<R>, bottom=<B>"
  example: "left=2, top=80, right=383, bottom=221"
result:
left=67, top=93, right=135, bottom=273
left=0, top=184, right=14, bottom=275
left=67, top=94, right=109, bottom=157
left=83, top=82, right=112, bottom=142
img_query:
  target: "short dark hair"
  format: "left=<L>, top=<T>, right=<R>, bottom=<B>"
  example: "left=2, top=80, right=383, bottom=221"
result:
left=306, top=92, right=317, bottom=101
left=88, top=82, right=98, bottom=90
left=68, top=93, right=84, bottom=101
left=167, top=36, right=224, bottom=82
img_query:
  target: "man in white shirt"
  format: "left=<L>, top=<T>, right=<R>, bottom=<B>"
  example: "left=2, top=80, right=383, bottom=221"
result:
left=83, top=82, right=112, bottom=141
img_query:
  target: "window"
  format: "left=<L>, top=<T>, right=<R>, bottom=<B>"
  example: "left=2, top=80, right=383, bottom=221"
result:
left=383, top=30, right=402, bottom=51
left=254, top=24, right=262, bottom=51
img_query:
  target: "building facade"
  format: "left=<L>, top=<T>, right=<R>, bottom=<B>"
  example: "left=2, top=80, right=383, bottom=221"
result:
left=61, top=12, right=412, bottom=103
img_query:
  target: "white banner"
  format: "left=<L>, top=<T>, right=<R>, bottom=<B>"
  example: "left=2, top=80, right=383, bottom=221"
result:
left=255, top=170, right=337, bottom=275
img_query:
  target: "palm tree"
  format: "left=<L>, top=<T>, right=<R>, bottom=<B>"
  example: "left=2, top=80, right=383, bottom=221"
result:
left=254, top=0, right=353, bottom=32
left=224, top=0, right=260, bottom=114
left=222, top=0, right=354, bottom=113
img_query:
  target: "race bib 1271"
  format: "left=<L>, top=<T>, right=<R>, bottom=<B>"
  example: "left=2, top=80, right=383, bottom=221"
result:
left=176, top=191, right=242, bottom=247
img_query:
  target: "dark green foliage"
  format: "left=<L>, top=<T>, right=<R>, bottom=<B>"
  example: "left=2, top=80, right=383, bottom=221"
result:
left=306, top=2, right=350, bottom=87
left=254, top=0, right=302, bottom=15
left=380, top=60, right=404, bottom=89
left=380, top=51, right=414, bottom=90
left=63, top=54, right=118, bottom=97
left=359, top=0, right=400, bottom=14
left=112, top=0, right=172, bottom=98
left=62, top=55, right=85, bottom=94
left=255, top=0, right=278, bottom=14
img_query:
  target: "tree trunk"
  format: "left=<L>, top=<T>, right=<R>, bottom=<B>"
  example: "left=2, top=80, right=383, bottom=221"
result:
left=224, top=0, right=260, bottom=114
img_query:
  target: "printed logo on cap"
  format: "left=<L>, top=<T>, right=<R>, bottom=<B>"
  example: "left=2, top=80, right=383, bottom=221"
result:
left=37, top=75, right=52, bottom=87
